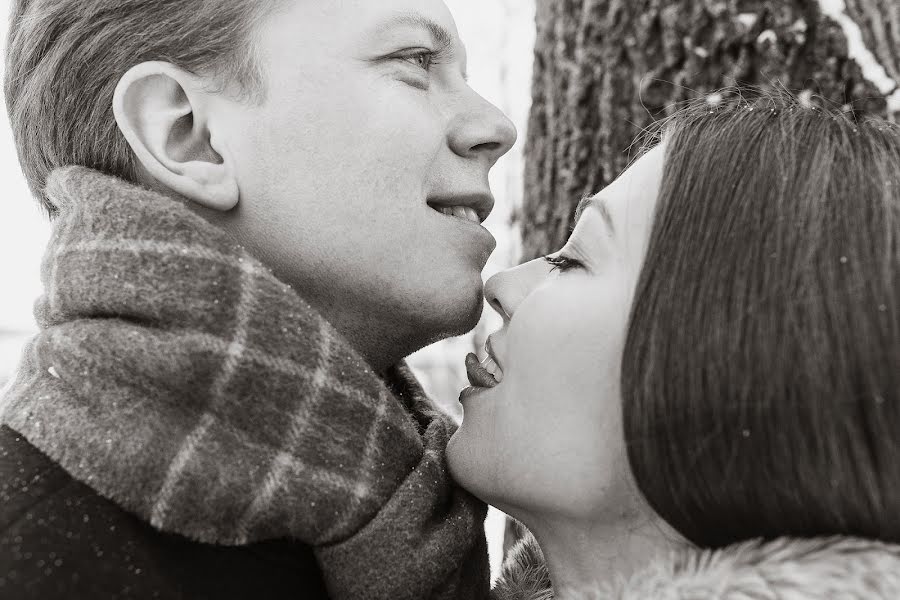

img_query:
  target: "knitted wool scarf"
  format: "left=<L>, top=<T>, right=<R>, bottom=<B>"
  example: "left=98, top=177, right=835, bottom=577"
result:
left=0, top=167, right=490, bottom=600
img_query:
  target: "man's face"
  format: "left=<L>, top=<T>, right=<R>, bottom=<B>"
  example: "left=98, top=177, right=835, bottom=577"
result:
left=209, top=0, right=517, bottom=368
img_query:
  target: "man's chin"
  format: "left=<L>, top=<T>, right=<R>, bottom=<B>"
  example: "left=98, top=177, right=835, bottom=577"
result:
left=440, top=291, right=485, bottom=337
left=405, top=290, right=485, bottom=349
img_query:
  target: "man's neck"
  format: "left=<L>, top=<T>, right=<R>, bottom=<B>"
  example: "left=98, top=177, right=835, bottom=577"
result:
left=523, top=512, right=682, bottom=599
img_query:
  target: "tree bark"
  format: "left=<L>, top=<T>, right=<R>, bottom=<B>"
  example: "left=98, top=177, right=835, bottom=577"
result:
left=520, top=0, right=900, bottom=259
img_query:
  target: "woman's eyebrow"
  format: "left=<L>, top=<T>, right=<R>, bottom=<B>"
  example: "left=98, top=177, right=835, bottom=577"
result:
left=574, top=195, right=615, bottom=233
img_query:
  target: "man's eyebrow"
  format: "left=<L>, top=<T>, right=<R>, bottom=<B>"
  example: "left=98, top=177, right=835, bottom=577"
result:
left=375, top=12, right=454, bottom=51
left=574, top=195, right=615, bottom=233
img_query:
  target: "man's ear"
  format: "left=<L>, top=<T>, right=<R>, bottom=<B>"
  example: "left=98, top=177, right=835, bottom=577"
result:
left=112, top=61, right=239, bottom=211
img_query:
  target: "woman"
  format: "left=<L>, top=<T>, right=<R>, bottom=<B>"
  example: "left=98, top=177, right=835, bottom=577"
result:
left=448, top=94, right=900, bottom=599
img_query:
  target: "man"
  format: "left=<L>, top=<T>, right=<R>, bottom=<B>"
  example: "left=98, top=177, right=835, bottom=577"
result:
left=0, top=0, right=516, bottom=598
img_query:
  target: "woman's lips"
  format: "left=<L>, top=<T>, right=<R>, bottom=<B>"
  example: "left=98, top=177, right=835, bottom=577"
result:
left=465, top=353, right=499, bottom=388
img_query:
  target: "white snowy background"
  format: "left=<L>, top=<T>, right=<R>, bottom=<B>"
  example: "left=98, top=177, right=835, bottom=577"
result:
left=0, top=0, right=536, bottom=579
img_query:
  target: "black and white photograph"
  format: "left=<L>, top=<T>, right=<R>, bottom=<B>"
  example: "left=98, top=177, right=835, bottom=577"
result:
left=1, top=0, right=899, bottom=598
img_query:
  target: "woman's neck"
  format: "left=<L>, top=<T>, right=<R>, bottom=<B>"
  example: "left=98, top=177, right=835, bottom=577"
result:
left=524, top=512, right=680, bottom=599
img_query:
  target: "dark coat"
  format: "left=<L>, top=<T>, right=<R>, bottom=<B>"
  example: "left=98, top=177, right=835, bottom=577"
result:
left=0, top=426, right=330, bottom=599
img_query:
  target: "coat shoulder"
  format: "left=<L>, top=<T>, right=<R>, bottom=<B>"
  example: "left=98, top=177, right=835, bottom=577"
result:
left=0, top=424, right=77, bottom=530
left=0, top=425, right=329, bottom=599
left=653, top=536, right=900, bottom=600
left=492, top=530, right=900, bottom=600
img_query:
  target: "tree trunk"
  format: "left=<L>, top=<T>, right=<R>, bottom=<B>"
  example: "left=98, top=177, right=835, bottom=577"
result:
left=520, top=0, right=900, bottom=259
left=506, top=0, right=900, bottom=559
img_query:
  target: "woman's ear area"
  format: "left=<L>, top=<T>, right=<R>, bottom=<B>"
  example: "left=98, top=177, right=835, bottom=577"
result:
left=112, top=61, right=240, bottom=211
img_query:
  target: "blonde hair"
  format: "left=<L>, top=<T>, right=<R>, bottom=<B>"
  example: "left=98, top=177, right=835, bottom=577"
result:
left=4, top=0, right=276, bottom=216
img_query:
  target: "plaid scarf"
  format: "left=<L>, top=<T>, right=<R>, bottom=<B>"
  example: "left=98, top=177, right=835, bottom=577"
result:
left=1, top=167, right=490, bottom=599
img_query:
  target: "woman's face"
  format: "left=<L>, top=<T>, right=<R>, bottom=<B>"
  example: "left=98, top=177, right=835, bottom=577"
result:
left=447, top=146, right=665, bottom=522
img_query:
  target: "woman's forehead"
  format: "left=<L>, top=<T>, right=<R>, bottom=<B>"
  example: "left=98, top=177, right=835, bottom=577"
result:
left=601, top=146, right=665, bottom=223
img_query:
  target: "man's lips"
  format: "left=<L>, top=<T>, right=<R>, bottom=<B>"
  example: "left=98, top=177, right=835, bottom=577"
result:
left=427, top=192, right=494, bottom=224
left=465, top=352, right=498, bottom=389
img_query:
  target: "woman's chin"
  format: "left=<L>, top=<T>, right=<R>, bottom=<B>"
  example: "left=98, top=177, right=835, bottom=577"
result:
left=446, top=426, right=498, bottom=505
left=445, top=429, right=472, bottom=487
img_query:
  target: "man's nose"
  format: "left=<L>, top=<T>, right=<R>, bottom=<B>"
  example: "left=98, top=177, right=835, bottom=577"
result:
left=447, top=90, right=517, bottom=165
left=484, top=258, right=546, bottom=323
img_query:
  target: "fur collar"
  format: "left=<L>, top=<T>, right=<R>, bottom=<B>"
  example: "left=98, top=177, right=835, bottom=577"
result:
left=493, top=533, right=900, bottom=599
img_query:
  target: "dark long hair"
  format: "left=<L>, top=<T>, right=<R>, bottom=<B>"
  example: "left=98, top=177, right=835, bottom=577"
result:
left=623, top=93, right=900, bottom=548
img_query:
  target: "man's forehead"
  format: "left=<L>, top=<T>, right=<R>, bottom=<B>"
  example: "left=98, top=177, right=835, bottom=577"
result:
left=259, top=2, right=469, bottom=76
left=275, top=1, right=457, bottom=35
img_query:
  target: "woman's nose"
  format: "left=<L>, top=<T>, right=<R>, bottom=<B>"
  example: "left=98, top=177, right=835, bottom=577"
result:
left=447, top=90, right=517, bottom=165
left=484, top=258, right=547, bottom=323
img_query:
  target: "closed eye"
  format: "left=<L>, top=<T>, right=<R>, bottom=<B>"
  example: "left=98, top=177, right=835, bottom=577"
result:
left=543, top=255, right=583, bottom=273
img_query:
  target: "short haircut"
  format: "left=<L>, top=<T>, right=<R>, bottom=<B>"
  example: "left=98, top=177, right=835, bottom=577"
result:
left=623, top=92, right=900, bottom=546
left=4, top=0, right=276, bottom=217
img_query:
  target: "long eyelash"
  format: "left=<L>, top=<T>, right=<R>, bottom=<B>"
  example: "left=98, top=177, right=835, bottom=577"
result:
left=543, top=255, right=581, bottom=273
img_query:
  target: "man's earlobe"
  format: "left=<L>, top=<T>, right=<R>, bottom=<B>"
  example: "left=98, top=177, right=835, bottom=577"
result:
left=112, top=61, right=239, bottom=211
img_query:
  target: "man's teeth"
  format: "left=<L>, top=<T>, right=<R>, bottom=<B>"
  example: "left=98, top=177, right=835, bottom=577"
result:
left=480, top=355, right=503, bottom=383
left=439, top=206, right=481, bottom=224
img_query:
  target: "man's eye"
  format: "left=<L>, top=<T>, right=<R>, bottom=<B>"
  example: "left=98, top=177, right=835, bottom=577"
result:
left=543, top=255, right=582, bottom=273
left=395, top=50, right=435, bottom=71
